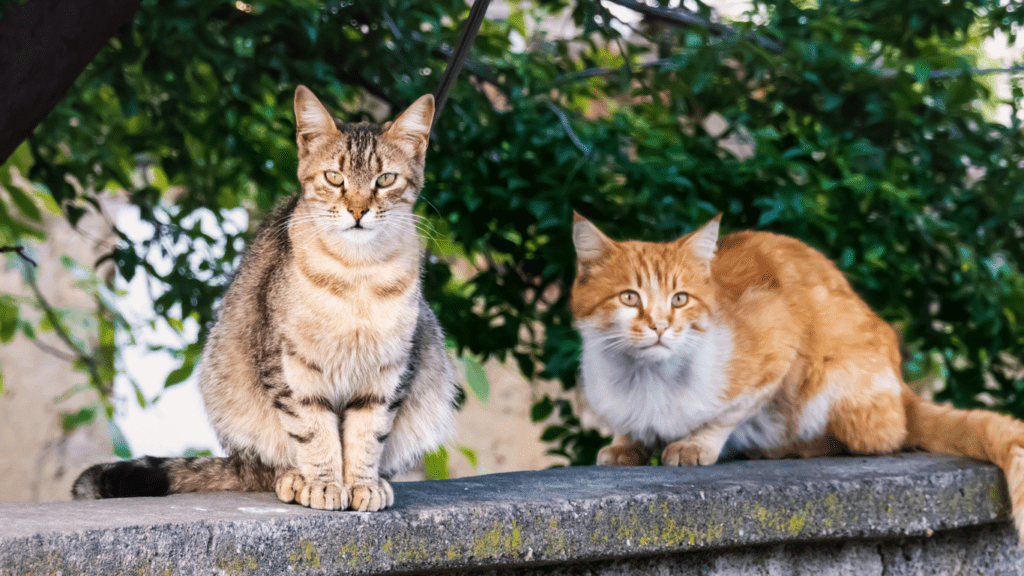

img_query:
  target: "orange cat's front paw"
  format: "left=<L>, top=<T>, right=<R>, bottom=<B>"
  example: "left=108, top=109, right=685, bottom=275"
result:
left=348, top=477, right=394, bottom=512
left=662, top=441, right=716, bottom=466
left=597, top=443, right=652, bottom=466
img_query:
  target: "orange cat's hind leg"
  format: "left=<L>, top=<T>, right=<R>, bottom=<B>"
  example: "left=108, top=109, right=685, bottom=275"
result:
left=825, top=365, right=907, bottom=455
left=597, top=434, right=653, bottom=466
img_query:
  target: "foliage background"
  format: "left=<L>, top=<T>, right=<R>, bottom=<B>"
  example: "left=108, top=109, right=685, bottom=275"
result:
left=1, top=0, right=1023, bottom=467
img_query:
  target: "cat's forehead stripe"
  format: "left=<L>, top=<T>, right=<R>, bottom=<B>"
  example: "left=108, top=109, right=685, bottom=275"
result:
left=335, top=123, right=384, bottom=172
left=623, top=246, right=690, bottom=292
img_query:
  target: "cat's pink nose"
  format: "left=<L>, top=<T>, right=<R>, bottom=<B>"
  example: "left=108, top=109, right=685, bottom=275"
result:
left=653, top=320, right=669, bottom=334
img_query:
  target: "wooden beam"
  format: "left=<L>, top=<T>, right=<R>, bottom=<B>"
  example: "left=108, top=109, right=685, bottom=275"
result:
left=0, top=0, right=141, bottom=166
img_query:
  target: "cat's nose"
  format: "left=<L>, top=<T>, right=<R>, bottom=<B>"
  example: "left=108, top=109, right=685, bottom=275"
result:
left=348, top=207, right=367, bottom=222
left=653, top=320, right=669, bottom=334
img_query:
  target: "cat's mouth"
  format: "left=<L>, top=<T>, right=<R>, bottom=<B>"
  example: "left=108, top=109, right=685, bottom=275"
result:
left=336, top=222, right=379, bottom=244
left=636, top=341, right=673, bottom=360
left=640, top=341, right=670, bottom=350
left=343, top=222, right=375, bottom=232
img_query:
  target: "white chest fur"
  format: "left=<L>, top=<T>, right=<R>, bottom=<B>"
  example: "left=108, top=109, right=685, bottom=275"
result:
left=579, top=321, right=735, bottom=446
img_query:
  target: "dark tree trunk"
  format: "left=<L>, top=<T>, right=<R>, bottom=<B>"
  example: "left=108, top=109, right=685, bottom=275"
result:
left=0, top=0, right=141, bottom=165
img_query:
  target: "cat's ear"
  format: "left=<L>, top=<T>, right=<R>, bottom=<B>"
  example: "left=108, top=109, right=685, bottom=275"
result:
left=294, top=85, right=339, bottom=153
left=684, top=214, right=722, bottom=260
left=573, top=212, right=612, bottom=264
left=386, top=94, right=434, bottom=155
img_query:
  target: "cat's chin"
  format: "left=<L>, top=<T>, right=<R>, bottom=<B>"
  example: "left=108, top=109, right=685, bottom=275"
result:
left=335, top=226, right=380, bottom=245
left=635, top=343, right=675, bottom=362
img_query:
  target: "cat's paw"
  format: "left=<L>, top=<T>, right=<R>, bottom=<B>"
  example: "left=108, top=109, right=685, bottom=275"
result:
left=348, top=477, right=394, bottom=512
left=275, top=469, right=305, bottom=503
left=662, top=441, right=716, bottom=466
left=597, top=443, right=651, bottom=466
left=276, top=470, right=347, bottom=510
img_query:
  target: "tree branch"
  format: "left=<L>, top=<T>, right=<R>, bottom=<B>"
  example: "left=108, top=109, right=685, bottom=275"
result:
left=21, top=264, right=107, bottom=396
left=602, top=0, right=784, bottom=55
left=0, top=245, right=37, bottom=267
left=27, top=336, right=78, bottom=364
left=602, top=0, right=1024, bottom=81
left=334, top=67, right=398, bottom=108
left=556, top=55, right=1024, bottom=83
left=0, top=0, right=142, bottom=165
left=879, top=63, right=1024, bottom=80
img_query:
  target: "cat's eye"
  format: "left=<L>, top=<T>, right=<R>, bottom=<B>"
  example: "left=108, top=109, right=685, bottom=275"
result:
left=671, top=292, right=689, bottom=308
left=620, top=290, right=640, bottom=307
left=324, top=171, right=344, bottom=186
left=376, top=173, right=397, bottom=187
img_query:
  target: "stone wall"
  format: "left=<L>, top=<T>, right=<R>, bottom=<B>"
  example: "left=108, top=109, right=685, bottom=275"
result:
left=1, top=454, right=1021, bottom=575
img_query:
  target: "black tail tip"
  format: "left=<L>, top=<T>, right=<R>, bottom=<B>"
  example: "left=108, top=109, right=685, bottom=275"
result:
left=71, top=456, right=171, bottom=499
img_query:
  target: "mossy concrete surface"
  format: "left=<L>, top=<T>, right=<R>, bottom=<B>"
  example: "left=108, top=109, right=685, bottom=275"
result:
left=0, top=454, right=1017, bottom=575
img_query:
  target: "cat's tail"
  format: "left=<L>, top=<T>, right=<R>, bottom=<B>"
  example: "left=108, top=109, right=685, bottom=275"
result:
left=71, top=454, right=277, bottom=499
left=902, top=387, right=1024, bottom=540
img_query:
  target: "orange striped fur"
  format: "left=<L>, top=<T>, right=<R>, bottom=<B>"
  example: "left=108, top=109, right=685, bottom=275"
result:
left=572, top=213, right=1024, bottom=540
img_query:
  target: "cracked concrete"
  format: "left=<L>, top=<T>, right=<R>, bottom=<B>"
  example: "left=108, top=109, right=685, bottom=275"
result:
left=0, top=454, right=1021, bottom=575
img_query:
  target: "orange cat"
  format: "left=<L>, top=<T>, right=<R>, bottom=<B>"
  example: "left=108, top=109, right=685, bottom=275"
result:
left=571, top=212, right=1024, bottom=539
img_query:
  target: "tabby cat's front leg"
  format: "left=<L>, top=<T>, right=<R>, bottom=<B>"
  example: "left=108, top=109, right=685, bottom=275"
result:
left=275, top=349, right=346, bottom=510
left=341, top=370, right=402, bottom=512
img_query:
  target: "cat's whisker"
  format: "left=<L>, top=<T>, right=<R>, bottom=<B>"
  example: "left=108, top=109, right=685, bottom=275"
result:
left=386, top=219, right=442, bottom=243
left=288, top=220, right=336, bottom=240
left=387, top=216, right=447, bottom=244
left=270, top=214, right=340, bottom=238
left=388, top=212, right=433, bottom=226
left=418, top=198, right=443, bottom=217
left=387, top=213, right=434, bottom=229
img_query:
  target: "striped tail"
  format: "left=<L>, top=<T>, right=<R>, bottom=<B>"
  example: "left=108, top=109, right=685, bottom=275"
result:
left=71, top=454, right=276, bottom=499
left=903, top=387, right=1024, bottom=540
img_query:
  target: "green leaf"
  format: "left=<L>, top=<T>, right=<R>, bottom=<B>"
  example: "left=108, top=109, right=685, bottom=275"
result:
left=0, top=295, right=17, bottom=343
left=132, top=381, right=148, bottom=408
left=167, top=316, right=184, bottom=333
left=461, top=355, right=490, bottom=403
left=165, top=359, right=195, bottom=388
left=4, top=182, right=41, bottom=222
left=184, top=133, right=205, bottom=162
left=821, top=93, right=842, bottom=112
left=540, top=425, right=568, bottom=441
left=423, top=445, right=450, bottom=480
left=530, top=397, right=554, bottom=422
left=456, top=444, right=479, bottom=469
left=912, top=61, right=931, bottom=84
left=108, top=420, right=132, bottom=459
left=508, top=9, right=526, bottom=37
left=0, top=141, right=33, bottom=190
left=53, top=383, right=92, bottom=404
left=61, top=406, right=97, bottom=432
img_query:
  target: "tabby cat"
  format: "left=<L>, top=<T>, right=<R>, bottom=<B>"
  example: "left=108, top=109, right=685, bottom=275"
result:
left=571, top=213, right=1024, bottom=538
left=72, top=86, right=459, bottom=511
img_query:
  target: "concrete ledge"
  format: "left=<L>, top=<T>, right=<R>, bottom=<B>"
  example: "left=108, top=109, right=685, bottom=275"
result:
left=0, top=454, right=1019, bottom=575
